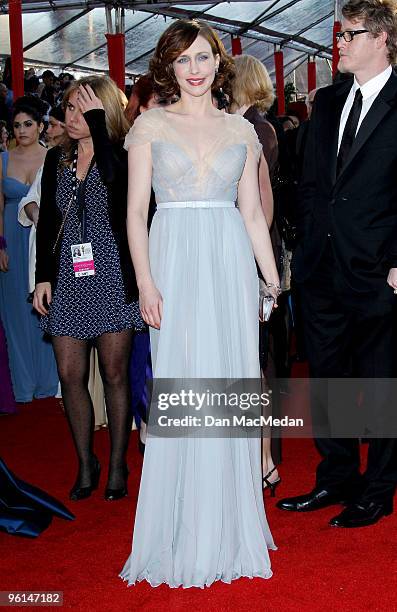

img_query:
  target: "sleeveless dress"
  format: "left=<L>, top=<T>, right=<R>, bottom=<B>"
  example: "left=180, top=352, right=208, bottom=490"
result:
left=120, top=109, right=276, bottom=588
left=0, top=152, right=58, bottom=402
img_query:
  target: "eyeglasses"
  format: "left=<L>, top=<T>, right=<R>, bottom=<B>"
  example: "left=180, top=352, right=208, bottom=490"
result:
left=335, top=29, right=369, bottom=43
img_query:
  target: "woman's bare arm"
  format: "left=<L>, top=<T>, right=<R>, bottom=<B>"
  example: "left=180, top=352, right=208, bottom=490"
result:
left=238, top=147, right=280, bottom=299
left=126, top=142, right=163, bottom=329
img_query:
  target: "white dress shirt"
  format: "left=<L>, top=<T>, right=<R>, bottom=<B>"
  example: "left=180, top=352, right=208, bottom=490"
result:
left=338, top=64, right=392, bottom=152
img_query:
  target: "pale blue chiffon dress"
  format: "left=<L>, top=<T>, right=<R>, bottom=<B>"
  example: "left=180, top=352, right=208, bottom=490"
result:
left=120, top=108, right=276, bottom=588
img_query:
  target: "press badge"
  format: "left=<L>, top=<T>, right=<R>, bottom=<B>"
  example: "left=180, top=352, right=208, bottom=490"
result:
left=71, top=242, right=95, bottom=277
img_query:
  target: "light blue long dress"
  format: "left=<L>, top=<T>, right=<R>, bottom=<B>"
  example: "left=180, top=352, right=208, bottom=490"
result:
left=0, top=152, right=58, bottom=402
left=120, top=109, right=276, bottom=588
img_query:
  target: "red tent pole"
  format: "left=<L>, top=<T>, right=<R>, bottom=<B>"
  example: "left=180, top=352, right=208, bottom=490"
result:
left=106, top=33, right=125, bottom=92
left=307, top=57, right=317, bottom=92
left=231, top=35, right=242, bottom=56
left=333, top=20, right=341, bottom=77
left=8, top=0, right=24, bottom=98
left=274, top=50, right=285, bottom=115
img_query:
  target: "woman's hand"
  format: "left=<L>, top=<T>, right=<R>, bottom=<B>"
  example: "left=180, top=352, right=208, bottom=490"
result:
left=33, top=282, right=52, bottom=315
left=259, top=291, right=279, bottom=323
left=266, top=284, right=280, bottom=304
left=24, top=202, right=40, bottom=227
left=258, top=282, right=280, bottom=322
left=139, top=281, right=163, bottom=329
left=0, top=249, right=8, bottom=272
left=77, top=84, right=104, bottom=114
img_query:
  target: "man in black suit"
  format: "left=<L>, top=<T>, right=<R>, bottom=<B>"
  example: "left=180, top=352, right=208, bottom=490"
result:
left=277, top=0, right=397, bottom=527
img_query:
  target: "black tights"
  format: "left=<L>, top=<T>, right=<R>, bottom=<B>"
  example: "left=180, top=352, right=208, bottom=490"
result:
left=52, top=330, right=133, bottom=489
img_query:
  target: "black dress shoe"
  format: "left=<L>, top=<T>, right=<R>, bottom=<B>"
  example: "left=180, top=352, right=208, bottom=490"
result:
left=69, top=456, right=101, bottom=501
left=330, top=500, right=393, bottom=528
left=104, top=464, right=129, bottom=501
left=277, top=488, right=346, bottom=512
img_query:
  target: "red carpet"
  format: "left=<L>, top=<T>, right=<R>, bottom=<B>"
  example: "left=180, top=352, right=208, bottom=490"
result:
left=0, top=398, right=396, bottom=611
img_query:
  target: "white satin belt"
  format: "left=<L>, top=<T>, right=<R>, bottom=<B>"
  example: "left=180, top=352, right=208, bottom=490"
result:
left=156, top=200, right=236, bottom=209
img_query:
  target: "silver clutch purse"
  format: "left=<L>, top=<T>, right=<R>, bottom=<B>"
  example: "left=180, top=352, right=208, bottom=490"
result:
left=259, top=279, right=275, bottom=322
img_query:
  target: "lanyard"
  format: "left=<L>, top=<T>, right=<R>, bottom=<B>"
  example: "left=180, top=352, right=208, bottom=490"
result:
left=71, top=148, right=95, bottom=243
left=53, top=148, right=94, bottom=253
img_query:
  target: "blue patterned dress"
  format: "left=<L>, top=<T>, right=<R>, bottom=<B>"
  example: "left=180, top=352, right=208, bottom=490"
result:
left=41, top=163, right=143, bottom=339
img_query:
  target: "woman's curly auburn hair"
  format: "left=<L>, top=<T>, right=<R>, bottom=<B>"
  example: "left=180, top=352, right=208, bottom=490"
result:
left=149, top=19, right=235, bottom=101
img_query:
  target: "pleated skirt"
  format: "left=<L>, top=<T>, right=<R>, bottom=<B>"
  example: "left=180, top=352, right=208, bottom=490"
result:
left=120, top=206, right=276, bottom=588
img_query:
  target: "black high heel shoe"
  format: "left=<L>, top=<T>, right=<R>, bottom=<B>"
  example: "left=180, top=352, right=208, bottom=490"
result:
left=104, top=464, right=129, bottom=501
left=69, top=456, right=101, bottom=501
left=262, top=466, right=281, bottom=497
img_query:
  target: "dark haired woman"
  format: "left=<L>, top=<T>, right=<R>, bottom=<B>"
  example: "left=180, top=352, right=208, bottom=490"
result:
left=34, top=77, right=144, bottom=501
left=121, top=19, right=279, bottom=588
left=18, top=105, right=66, bottom=295
left=46, top=105, right=66, bottom=148
left=0, top=96, right=58, bottom=402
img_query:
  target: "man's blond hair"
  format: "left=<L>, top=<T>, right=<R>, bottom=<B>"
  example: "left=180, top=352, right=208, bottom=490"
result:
left=342, top=0, right=397, bottom=64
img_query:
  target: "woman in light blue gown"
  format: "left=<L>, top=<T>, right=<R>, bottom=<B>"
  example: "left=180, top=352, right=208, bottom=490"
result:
left=0, top=97, right=58, bottom=402
left=120, top=20, right=280, bottom=588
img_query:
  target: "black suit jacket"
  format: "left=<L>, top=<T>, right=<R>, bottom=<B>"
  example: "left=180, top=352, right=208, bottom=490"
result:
left=292, top=71, right=397, bottom=298
left=36, top=109, right=138, bottom=303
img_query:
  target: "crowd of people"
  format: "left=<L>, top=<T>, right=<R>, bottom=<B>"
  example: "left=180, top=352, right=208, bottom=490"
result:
left=0, top=65, right=76, bottom=131
left=1, top=0, right=397, bottom=592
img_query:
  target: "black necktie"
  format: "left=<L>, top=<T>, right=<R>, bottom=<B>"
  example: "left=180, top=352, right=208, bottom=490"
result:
left=337, top=88, right=363, bottom=176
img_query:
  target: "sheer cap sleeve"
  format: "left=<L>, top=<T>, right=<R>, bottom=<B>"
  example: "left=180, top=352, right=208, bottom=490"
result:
left=124, top=109, right=159, bottom=150
left=242, top=116, right=262, bottom=162
left=229, top=114, right=262, bottom=163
